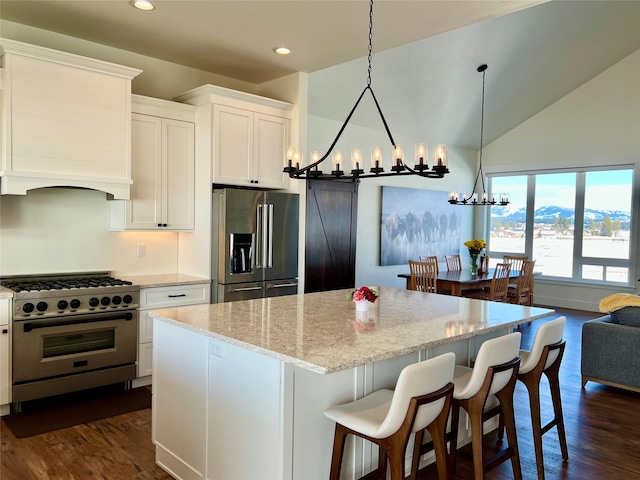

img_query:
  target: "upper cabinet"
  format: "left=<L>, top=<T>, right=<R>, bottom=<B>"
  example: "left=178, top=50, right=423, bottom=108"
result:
left=111, top=95, right=196, bottom=231
left=175, top=85, right=292, bottom=189
left=0, top=39, right=141, bottom=199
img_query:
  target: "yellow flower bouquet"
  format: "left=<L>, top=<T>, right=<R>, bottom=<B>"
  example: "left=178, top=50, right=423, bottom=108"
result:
left=464, top=239, right=486, bottom=256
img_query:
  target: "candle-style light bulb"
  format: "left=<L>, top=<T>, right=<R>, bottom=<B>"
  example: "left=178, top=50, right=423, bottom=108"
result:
left=415, top=143, right=427, bottom=166
left=285, top=146, right=296, bottom=168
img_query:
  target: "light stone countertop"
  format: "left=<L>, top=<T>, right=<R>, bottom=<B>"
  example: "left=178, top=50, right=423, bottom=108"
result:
left=150, top=286, right=556, bottom=375
left=0, top=287, right=13, bottom=299
left=119, top=273, right=210, bottom=288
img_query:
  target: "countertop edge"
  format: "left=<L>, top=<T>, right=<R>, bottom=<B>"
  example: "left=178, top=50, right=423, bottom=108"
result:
left=150, top=307, right=557, bottom=375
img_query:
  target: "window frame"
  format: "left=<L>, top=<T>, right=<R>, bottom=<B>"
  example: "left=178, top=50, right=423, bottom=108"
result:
left=486, top=164, right=636, bottom=287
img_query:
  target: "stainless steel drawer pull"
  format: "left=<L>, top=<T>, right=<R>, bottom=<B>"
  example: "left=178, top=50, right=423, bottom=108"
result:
left=168, top=294, right=187, bottom=298
left=232, top=286, right=262, bottom=292
left=270, top=283, right=297, bottom=288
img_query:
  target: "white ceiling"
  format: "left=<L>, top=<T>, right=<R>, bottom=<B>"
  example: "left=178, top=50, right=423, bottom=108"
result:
left=2, top=0, right=639, bottom=150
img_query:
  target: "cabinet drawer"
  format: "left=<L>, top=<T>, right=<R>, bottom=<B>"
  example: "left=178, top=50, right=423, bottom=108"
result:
left=139, top=283, right=210, bottom=309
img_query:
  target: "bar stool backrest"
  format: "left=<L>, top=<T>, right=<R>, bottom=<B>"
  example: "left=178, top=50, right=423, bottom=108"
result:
left=454, top=332, right=521, bottom=400
left=376, top=352, right=455, bottom=438
left=520, top=316, right=566, bottom=374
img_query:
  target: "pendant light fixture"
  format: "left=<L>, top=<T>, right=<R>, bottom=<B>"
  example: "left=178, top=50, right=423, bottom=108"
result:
left=448, top=64, right=509, bottom=206
left=283, top=0, right=450, bottom=182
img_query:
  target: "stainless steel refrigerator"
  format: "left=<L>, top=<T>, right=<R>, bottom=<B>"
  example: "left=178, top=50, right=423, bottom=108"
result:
left=211, top=187, right=299, bottom=303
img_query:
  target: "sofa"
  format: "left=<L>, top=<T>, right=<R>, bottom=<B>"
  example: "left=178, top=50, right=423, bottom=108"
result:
left=581, top=306, right=640, bottom=393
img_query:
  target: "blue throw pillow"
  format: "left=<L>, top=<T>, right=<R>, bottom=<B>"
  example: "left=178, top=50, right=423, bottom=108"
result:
left=611, top=306, right=640, bottom=327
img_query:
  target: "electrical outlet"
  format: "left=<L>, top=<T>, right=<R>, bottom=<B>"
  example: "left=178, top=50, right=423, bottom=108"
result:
left=137, top=244, right=146, bottom=257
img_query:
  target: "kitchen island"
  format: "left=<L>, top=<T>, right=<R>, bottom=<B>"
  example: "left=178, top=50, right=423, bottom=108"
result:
left=150, top=287, right=555, bottom=480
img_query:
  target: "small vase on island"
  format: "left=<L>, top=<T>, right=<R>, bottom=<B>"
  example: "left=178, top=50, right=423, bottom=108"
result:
left=355, top=300, right=370, bottom=312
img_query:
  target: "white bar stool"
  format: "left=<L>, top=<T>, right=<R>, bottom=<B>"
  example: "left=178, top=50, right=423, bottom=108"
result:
left=323, top=352, right=456, bottom=480
left=449, top=332, right=523, bottom=480
left=517, top=316, right=568, bottom=480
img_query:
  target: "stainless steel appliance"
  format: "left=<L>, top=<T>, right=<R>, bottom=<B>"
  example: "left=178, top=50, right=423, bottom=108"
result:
left=0, top=272, right=139, bottom=405
left=212, top=187, right=299, bottom=302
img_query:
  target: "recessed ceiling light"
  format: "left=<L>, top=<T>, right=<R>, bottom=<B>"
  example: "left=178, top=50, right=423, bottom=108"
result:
left=274, top=47, right=291, bottom=55
left=132, top=0, right=155, bottom=11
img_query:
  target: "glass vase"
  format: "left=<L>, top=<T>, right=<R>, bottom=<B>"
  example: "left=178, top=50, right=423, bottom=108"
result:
left=470, top=254, right=479, bottom=275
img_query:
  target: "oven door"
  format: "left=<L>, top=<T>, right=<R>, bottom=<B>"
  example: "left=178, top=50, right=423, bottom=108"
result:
left=13, top=310, right=138, bottom=384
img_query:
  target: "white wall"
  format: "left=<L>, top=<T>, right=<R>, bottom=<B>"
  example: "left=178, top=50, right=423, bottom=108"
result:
left=481, top=49, right=640, bottom=311
left=306, top=115, right=478, bottom=290
left=0, top=188, right=177, bottom=277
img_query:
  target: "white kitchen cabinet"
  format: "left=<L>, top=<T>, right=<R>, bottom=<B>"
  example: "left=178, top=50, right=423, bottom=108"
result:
left=0, top=39, right=141, bottom=199
left=0, top=297, right=11, bottom=415
left=111, top=96, right=195, bottom=231
left=214, top=105, right=290, bottom=188
left=135, top=283, right=209, bottom=385
left=175, top=84, right=292, bottom=189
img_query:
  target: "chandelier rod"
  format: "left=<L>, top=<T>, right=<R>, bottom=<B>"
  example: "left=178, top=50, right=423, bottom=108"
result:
left=295, top=0, right=396, bottom=176
left=472, top=64, right=488, bottom=195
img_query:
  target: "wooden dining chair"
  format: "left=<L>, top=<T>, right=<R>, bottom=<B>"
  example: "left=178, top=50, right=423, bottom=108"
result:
left=409, top=260, right=438, bottom=294
left=508, top=259, right=536, bottom=306
left=465, top=263, right=511, bottom=302
left=503, top=255, right=528, bottom=273
left=445, top=255, right=462, bottom=272
left=419, top=256, right=439, bottom=274
left=503, top=255, right=528, bottom=288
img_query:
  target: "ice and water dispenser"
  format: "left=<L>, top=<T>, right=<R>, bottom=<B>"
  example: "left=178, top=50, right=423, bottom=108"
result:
left=230, top=233, right=253, bottom=274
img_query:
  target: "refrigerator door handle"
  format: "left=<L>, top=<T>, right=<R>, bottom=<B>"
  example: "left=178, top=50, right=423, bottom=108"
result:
left=267, top=204, right=274, bottom=268
left=256, top=204, right=263, bottom=268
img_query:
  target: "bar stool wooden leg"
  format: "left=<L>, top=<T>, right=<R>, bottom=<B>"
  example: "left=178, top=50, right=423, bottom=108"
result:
left=329, top=423, right=349, bottom=480
left=522, top=373, right=545, bottom=479
left=495, top=387, right=522, bottom=480
left=546, top=364, right=569, bottom=461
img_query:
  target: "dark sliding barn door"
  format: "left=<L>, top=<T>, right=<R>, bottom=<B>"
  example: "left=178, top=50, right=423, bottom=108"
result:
left=304, top=180, right=358, bottom=293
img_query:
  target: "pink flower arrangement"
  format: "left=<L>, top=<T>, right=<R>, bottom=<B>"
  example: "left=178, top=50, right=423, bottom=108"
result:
left=347, top=286, right=379, bottom=303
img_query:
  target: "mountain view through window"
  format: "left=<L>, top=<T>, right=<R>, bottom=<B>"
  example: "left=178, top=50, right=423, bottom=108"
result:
left=488, top=168, right=633, bottom=285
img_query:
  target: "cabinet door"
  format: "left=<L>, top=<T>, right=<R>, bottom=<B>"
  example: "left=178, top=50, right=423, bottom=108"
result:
left=214, top=104, right=253, bottom=186
left=163, top=118, right=195, bottom=230
left=128, top=113, right=163, bottom=229
left=253, top=113, right=289, bottom=189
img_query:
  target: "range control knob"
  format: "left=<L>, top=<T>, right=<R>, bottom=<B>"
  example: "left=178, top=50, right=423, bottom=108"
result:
left=57, top=300, right=69, bottom=310
left=112, top=296, right=122, bottom=305
left=70, top=299, right=81, bottom=309
left=23, top=302, right=35, bottom=314
left=101, top=296, right=111, bottom=306
left=89, top=297, right=100, bottom=308
left=37, top=301, right=48, bottom=312
left=123, top=295, right=133, bottom=305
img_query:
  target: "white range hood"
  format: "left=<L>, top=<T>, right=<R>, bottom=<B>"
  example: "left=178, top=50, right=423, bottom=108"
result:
left=0, top=39, right=142, bottom=199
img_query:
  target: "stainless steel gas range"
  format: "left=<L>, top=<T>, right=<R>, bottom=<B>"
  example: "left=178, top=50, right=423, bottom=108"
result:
left=0, top=271, right=139, bottom=406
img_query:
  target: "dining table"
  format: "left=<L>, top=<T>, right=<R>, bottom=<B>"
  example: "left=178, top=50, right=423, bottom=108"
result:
left=398, top=267, right=536, bottom=297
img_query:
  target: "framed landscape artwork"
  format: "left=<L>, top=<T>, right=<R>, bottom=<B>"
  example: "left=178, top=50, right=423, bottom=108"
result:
left=380, top=186, right=461, bottom=266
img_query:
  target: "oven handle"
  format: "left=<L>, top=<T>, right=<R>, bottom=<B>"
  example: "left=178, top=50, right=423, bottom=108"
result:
left=22, top=312, right=134, bottom=333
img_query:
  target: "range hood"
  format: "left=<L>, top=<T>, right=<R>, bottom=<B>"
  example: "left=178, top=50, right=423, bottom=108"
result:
left=0, top=39, right=141, bottom=200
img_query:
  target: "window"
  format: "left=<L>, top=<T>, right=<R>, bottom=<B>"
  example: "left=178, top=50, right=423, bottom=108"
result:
left=487, top=167, right=634, bottom=286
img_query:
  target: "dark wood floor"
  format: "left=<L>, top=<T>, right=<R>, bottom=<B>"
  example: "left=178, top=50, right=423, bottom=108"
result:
left=1, top=308, right=638, bottom=479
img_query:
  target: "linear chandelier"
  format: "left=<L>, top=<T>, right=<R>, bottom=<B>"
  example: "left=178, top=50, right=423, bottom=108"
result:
left=448, top=64, right=509, bottom=206
left=283, top=0, right=450, bottom=182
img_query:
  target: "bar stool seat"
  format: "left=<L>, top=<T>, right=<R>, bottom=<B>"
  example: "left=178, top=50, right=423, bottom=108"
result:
left=324, top=352, right=455, bottom=480
left=517, top=316, right=568, bottom=480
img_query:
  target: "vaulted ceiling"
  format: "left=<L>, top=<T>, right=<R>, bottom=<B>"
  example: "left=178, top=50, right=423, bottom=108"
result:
left=2, top=0, right=639, bottom=150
